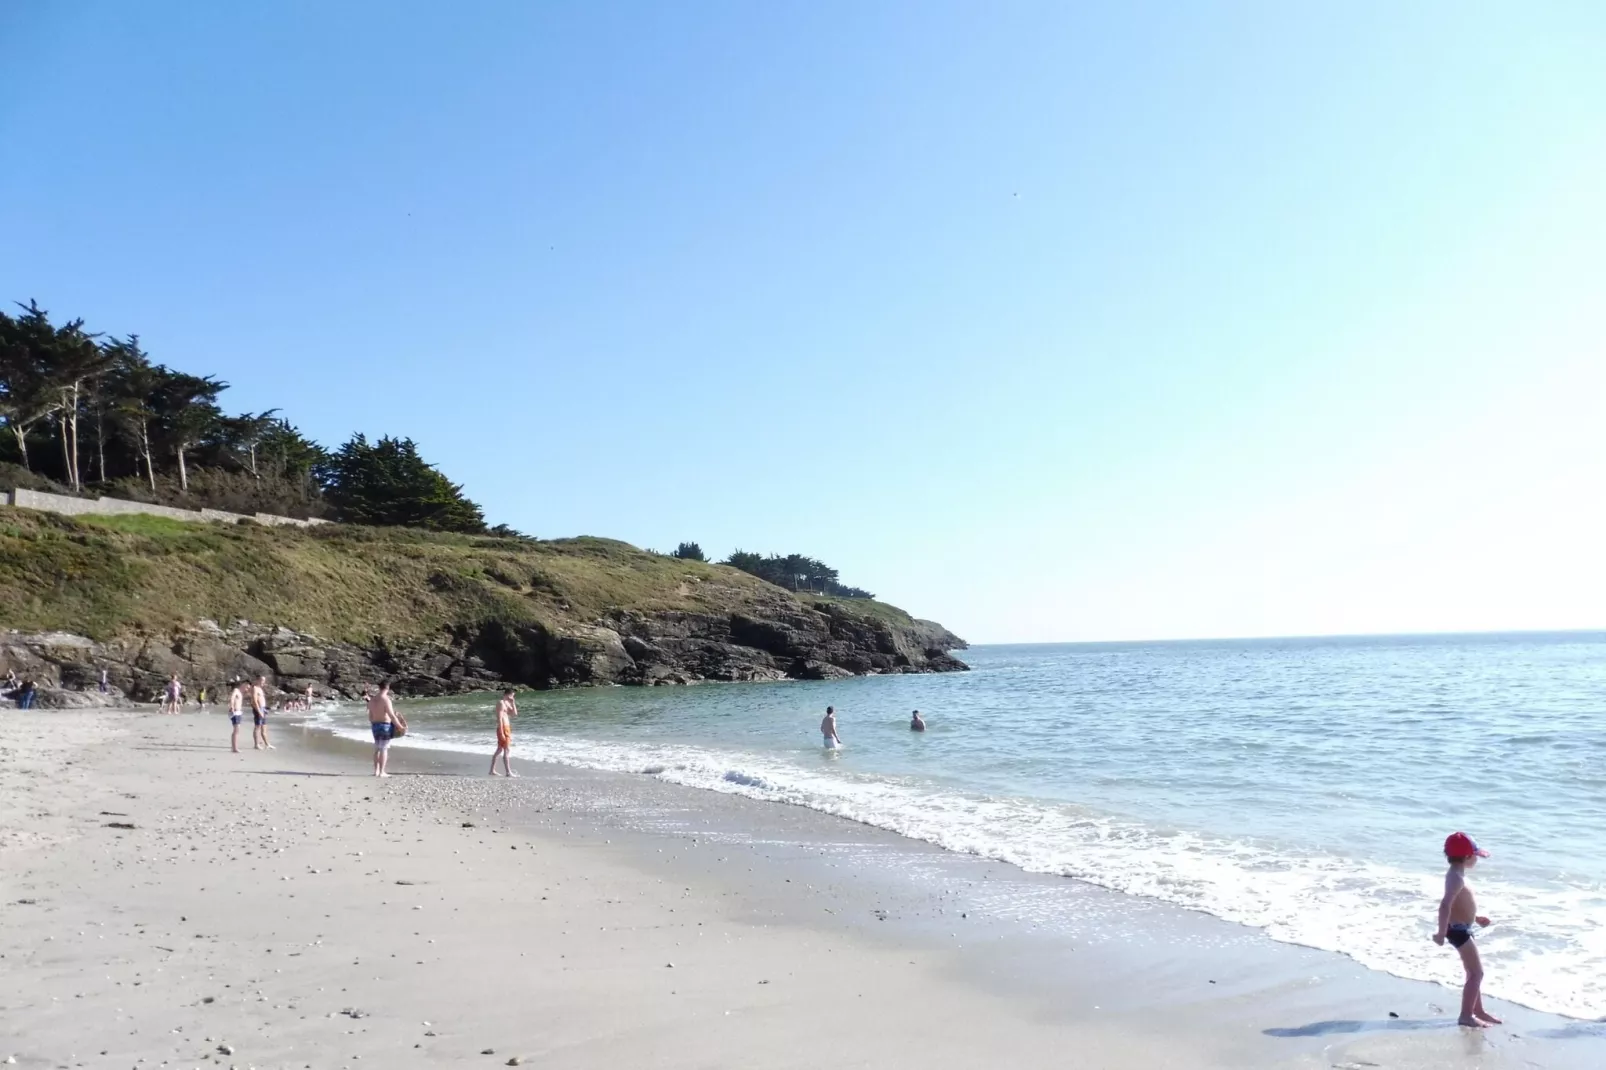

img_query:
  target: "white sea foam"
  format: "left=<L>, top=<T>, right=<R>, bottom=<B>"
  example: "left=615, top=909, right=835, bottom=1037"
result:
left=324, top=718, right=1603, bottom=1019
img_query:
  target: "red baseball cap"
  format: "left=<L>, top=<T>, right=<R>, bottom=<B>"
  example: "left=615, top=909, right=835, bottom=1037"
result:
left=1444, top=832, right=1490, bottom=858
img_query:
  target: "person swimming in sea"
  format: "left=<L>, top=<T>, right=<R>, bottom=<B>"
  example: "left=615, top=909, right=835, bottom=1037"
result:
left=821, top=705, right=842, bottom=750
left=910, top=709, right=926, bottom=732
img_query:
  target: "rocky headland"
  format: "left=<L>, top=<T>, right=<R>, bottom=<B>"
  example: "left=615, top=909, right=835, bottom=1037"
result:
left=0, top=509, right=966, bottom=703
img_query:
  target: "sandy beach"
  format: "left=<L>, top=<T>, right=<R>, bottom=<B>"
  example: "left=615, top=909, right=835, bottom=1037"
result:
left=3, top=708, right=1601, bottom=1070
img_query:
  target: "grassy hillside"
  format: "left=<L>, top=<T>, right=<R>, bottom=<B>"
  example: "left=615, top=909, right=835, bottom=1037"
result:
left=0, top=507, right=940, bottom=645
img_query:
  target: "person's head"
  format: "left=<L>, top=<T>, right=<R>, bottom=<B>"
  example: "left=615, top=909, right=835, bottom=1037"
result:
left=379, top=679, right=391, bottom=694
left=171, top=673, right=179, bottom=681
left=503, top=688, right=516, bottom=698
left=255, top=675, right=266, bottom=686
left=1444, top=831, right=1489, bottom=868
left=826, top=705, right=834, bottom=714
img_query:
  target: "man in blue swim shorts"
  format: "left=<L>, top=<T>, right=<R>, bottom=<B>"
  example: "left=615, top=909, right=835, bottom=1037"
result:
left=227, top=680, right=245, bottom=753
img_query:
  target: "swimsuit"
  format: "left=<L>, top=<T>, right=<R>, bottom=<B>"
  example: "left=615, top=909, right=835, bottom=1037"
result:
left=496, top=719, right=512, bottom=749
left=1447, top=923, right=1474, bottom=949
left=822, top=734, right=838, bottom=749
left=371, top=721, right=394, bottom=746
left=252, top=707, right=267, bottom=727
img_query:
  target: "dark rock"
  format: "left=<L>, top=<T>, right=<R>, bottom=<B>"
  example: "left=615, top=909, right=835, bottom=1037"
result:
left=0, top=594, right=966, bottom=700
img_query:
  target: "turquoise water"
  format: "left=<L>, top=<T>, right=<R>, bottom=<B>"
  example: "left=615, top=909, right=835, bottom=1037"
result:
left=317, top=632, right=1606, bottom=1017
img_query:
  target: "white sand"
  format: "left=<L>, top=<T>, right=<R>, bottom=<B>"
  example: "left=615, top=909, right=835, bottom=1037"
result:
left=2, top=710, right=1598, bottom=1069
left=0, top=711, right=1185, bottom=1068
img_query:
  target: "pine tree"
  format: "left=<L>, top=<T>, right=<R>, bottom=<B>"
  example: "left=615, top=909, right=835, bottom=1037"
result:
left=319, top=434, right=486, bottom=533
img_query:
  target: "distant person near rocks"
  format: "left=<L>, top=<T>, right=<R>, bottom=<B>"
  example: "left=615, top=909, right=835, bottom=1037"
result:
left=162, top=674, right=183, bottom=715
left=490, top=689, right=518, bottom=777
left=250, top=675, right=272, bottom=749
left=910, top=710, right=926, bottom=732
left=821, top=706, right=842, bottom=750
left=17, top=678, right=37, bottom=710
left=227, top=680, right=245, bottom=753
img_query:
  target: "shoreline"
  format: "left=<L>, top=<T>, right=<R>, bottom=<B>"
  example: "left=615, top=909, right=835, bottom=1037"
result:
left=3, top=708, right=1601, bottom=1068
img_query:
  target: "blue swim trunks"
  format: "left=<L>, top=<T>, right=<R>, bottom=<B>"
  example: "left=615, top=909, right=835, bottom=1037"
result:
left=371, top=721, right=394, bottom=744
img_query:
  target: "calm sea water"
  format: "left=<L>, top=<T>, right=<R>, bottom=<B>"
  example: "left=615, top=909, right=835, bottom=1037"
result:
left=314, top=633, right=1606, bottom=1018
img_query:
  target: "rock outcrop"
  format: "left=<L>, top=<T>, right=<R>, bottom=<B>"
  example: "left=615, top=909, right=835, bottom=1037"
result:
left=0, top=604, right=968, bottom=701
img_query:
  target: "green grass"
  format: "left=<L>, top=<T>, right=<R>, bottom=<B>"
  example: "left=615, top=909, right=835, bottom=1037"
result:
left=0, top=507, right=920, bottom=645
left=800, top=593, right=922, bottom=626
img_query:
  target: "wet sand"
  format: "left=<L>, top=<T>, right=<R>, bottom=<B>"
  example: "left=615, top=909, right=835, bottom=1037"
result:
left=2, top=708, right=1601, bottom=1068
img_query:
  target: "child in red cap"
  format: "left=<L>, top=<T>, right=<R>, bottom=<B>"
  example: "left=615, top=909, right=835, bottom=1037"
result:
left=1433, top=831, right=1498, bottom=1027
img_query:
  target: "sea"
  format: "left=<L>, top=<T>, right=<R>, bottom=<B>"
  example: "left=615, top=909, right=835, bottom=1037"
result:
left=311, top=632, right=1606, bottom=1019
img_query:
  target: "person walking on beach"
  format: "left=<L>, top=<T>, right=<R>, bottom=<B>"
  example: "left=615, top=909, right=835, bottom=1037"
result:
left=1433, top=831, right=1500, bottom=1028
left=99, top=668, right=108, bottom=694
left=250, top=675, right=272, bottom=749
left=368, top=680, right=399, bottom=777
left=910, top=709, right=926, bottom=732
left=17, top=677, right=37, bottom=710
left=227, top=680, right=245, bottom=753
left=489, top=688, right=518, bottom=777
left=821, top=705, right=842, bottom=750
left=162, top=674, right=183, bottom=715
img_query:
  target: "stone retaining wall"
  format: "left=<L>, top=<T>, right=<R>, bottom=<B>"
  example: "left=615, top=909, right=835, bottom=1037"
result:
left=3, top=488, right=328, bottom=529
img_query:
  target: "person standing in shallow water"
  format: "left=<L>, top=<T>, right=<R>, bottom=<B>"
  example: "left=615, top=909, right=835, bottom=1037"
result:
left=368, top=680, right=398, bottom=777
left=820, top=706, right=842, bottom=749
left=489, top=689, right=518, bottom=777
left=910, top=709, right=926, bottom=732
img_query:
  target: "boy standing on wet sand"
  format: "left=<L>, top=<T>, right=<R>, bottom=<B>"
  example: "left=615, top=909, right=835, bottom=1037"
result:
left=1432, top=831, right=1500, bottom=1028
left=227, top=680, right=244, bottom=753
left=250, top=675, right=272, bottom=750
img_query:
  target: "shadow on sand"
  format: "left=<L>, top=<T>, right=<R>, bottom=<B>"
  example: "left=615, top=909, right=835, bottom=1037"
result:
left=244, top=769, right=459, bottom=778
left=1265, top=1018, right=1454, bottom=1038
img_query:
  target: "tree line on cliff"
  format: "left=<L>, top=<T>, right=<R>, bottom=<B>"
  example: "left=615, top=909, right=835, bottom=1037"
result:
left=672, top=542, right=874, bottom=599
left=0, top=300, right=491, bottom=533
left=1, top=299, right=876, bottom=597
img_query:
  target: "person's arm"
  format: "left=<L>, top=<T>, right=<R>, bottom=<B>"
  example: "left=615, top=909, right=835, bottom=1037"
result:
left=1433, top=870, right=1462, bottom=944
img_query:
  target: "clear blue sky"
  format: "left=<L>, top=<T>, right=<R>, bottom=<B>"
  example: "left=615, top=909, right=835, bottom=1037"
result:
left=3, top=2, right=1602, bottom=642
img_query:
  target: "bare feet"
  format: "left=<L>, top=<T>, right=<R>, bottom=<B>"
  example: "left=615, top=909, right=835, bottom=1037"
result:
left=1475, top=1011, right=1503, bottom=1025
left=489, top=771, right=502, bottom=777
left=1458, top=1016, right=1489, bottom=1028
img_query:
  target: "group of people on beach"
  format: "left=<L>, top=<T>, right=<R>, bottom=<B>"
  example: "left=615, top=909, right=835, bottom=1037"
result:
left=223, top=676, right=273, bottom=753
left=217, top=679, right=1508, bottom=1030
left=360, top=681, right=516, bottom=778
left=2, top=669, right=39, bottom=709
